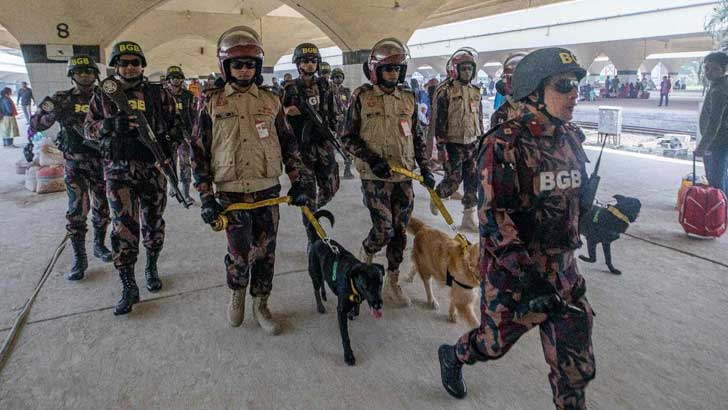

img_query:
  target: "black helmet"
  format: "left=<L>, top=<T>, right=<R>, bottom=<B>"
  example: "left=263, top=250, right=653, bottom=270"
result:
left=331, top=67, right=345, bottom=79
left=166, top=65, right=185, bottom=79
left=293, top=43, right=321, bottom=74
left=320, top=61, right=331, bottom=74
left=108, top=41, right=147, bottom=67
left=511, top=48, right=585, bottom=101
left=66, top=54, right=99, bottom=77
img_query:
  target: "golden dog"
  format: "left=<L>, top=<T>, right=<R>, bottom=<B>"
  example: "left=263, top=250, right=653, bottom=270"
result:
left=405, top=217, right=480, bottom=327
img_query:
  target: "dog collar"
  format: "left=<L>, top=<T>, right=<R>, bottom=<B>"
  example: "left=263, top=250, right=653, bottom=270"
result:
left=446, top=270, right=475, bottom=290
left=606, top=205, right=631, bottom=225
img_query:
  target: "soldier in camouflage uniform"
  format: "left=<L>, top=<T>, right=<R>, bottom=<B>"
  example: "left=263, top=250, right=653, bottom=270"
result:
left=283, top=44, right=340, bottom=243
left=438, top=48, right=595, bottom=410
left=85, top=41, right=178, bottom=315
left=164, top=65, right=196, bottom=203
left=430, top=48, right=483, bottom=232
left=30, top=54, right=112, bottom=281
left=191, top=26, right=312, bottom=335
left=489, top=52, right=526, bottom=130
left=320, top=61, right=332, bottom=82
left=342, top=38, right=435, bottom=308
left=331, top=67, right=355, bottom=179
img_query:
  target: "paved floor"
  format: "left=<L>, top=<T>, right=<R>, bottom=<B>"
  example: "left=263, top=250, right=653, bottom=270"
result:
left=1, top=138, right=727, bottom=409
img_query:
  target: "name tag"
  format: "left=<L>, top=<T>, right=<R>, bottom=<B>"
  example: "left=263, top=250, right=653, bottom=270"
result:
left=255, top=121, right=269, bottom=139
left=400, top=119, right=412, bottom=138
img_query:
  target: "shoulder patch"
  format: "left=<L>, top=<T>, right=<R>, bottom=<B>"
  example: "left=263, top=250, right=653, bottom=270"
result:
left=352, top=84, right=373, bottom=99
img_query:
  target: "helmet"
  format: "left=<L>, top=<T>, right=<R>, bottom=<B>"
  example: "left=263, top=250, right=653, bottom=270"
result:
left=502, top=52, right=527, bottom=74
left=217, top=26, right=264, bottom=83
left=109, top=41, right=147, bottom=67
left=331, top=67, right=345, bottom=79
left=365, top=38, right=409, bottom=85
left=446, top=47, right=478, bottom=80
left=320, top=62, right=331, bottom=75
left=166, top=65, right=185, bottom=79
left=511, top=48, right=585, bottom=101
left=66, top=54, right=99, bottom=77
left=293, top=43, right=322, bottom=74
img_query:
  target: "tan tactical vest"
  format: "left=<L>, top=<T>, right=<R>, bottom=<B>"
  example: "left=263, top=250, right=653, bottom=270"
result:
left=445, top=82, right=481, bottom=144
left=207, top=84, right=284, bottom=193
left=355, top=85, right=416, bottom=182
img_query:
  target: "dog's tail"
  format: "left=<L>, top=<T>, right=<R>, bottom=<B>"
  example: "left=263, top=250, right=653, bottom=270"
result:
left=407, top=216, right=428, bottom=236
left=307, top=209, right=335, bottom=240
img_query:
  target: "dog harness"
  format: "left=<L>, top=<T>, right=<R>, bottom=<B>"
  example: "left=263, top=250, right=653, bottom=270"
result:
left=330, top=257, right=362, bottom=303
left=592, top=206, right=630, bottom=225
left=446, top=270, right=475, bottom=290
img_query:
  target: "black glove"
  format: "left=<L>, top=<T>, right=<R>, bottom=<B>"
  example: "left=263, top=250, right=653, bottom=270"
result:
left=23, top=142, right=34, bottom=162
left=287, top=182, right=312, bottom=207
left=369, top=157, right=392, bottom=179
left=102, top=114, right=133, bottom=137
left=421, top=168, right=436, bottom=189
left=519, top=267, right=582, bottom=316
left=200, top=197, right=224, bottom=225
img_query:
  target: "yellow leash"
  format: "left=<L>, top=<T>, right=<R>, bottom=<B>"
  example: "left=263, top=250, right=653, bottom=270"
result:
left=210, top=196, right=328, bottom=242
left=210, top=195, right=338, bottom=253
left=390, top=166, right=471, bottom=253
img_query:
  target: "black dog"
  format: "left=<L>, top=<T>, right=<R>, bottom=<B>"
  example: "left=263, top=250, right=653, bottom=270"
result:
left=579, top=195, right=641, bottom=275
left=307, top=210, right=384, bottom=366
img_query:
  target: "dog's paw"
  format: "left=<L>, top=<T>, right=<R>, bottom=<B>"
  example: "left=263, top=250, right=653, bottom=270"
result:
left=578, top=255, right=595, bottom=263
left=344, top=352, right=356, bottom=366
left=609, top=268, right=622, bottom=275
left=447, top=312, right=457, bottom=323
left=428, top=300, right=439, bottom=310
left=317, top=304, right=326, bottom=314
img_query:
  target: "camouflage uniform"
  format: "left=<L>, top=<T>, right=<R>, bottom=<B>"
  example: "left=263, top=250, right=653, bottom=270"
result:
left=85, top=79, right=177, bottom=273
left=489, top=95, right=521, bottom=131
left=433, top=79, right=483, bottom=209
left=454, top=104, right=595, bottom=409
left=342, top=83, right=429, bottom=271
left=191, top=83, right=309, bottom=295
left=166, top=84, right=196, bottom=195
left=283, top=77, right=340, bottom=240
left=31, top=87, right=111, bottom=272
left=332, top=82, right=354, bottom=179
left=32, top=88, right=110, bottom=238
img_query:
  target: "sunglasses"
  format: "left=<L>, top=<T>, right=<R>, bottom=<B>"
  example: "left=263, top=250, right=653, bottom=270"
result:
left=73, top=68, right=96, bottom=75
left=299, top=57, right=318, bottom=64
left=168, top=75, right=184, bottom=80
left=381, top=65, right=402, bottom=73
left=117, top=59, right=142, bottom=67
left=550, top=79, right=580, bottom=94
left=230, top=59, right=257, bottom=70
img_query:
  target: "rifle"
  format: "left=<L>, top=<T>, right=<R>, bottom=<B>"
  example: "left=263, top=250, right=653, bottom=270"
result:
left=580, top=136, right=608, bottom=213
left=297, top=84, right=349, bottom=159
left=100, top=77, right=192, bottom=208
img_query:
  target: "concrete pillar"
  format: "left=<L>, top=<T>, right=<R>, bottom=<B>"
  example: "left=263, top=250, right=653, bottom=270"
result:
left=601, top=43, right=647, bottom=85
left=20, top=44, right=103, bottom=139
left=341, top=49, right=371, bottom=91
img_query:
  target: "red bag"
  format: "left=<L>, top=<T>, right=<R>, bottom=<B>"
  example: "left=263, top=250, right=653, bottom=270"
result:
left=678, top=155, right=727, bottom=238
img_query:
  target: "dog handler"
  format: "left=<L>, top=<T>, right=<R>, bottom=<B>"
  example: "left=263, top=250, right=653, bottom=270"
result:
left=190, top=26, right=313, bottom=334
left=437, top=48, right=595, bottom=410
left=341, top=38, right=435, bottom=308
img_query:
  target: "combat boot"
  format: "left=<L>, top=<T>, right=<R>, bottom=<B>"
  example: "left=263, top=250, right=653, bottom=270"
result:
left=144, top=250, right=162, bottom=292
left=383, top=269, right=410, bottom=307
left=438, top=344, right=467, bottom=399
left=430, top=197, right=440, bottom=216
left=460, top=207, right=478, bottom=232
left=228, top=288, right=245, bottom=327
left=358, top=244, right=374, bottom=264
left=252, top=295, right=282, bottom=335
left=114, top=268, right=140, bottom=316
left=92, top=226, right=113, bottom=263
left=66, top=236, right=88, bottom=281
left=343, top=159, right=355, bottom=180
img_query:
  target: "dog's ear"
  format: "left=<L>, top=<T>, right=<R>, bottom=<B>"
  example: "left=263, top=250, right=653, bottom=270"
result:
left=614, top=194, right=625, bottom=202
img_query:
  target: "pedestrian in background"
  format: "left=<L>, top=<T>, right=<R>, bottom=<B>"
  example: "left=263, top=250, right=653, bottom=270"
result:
left=16, top=81, right=34, bottom=123
left=1, top=87, right=20, bottom=147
